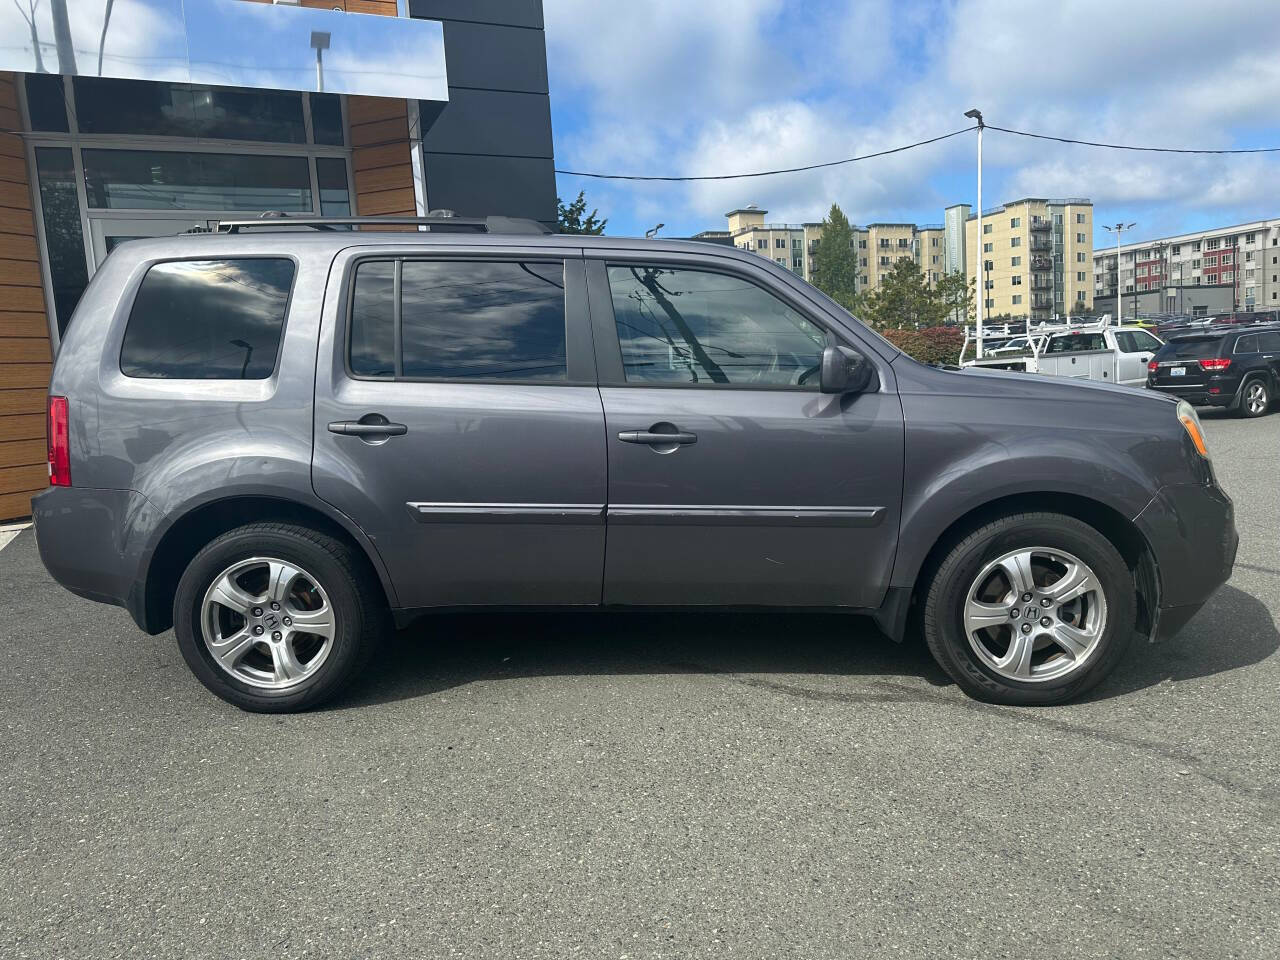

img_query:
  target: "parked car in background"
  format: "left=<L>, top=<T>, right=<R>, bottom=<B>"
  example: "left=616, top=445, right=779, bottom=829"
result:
left=34, top=216, right=1236, bottom=712
left=962, top=320, right=1163, bottom=387
left=1148, top=325, right=1280, bottom=417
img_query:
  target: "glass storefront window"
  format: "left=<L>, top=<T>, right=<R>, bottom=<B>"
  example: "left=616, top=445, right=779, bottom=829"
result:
left=34, top=148, right=89, bottom=335
left=82, top=150, right=313, bottom=212
left=24, top=75, right=69, bottom=132
left=316, top=157, right=351, bottom=217
left=73, top=79, right=307, bottom=144
left=311, top=94, right=345, bottom=146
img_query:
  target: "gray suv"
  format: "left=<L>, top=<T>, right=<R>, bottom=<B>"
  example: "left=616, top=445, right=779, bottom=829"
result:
left=34, top=216, right=1237, bottom=712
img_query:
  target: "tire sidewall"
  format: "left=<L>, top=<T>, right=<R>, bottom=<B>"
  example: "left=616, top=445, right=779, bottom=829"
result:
left=174, top=528, right=365, bottom=711
left=927, top=516, right=1135, bottom=705
left=1240, top=377, right=1269, bottom=418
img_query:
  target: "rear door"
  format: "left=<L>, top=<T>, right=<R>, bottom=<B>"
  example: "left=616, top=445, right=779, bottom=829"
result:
left=1258, top=330, right=1280, bottom=384
left=312, top=244, right=607, bottom=608
left=587, top=254, right=904, bottom=608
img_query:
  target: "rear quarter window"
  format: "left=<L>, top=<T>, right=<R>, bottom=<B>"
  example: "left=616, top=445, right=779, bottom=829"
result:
left=120, top=258, right=295, bottom=379
left=1234, top=334, right=1259, bottom=354
left=1046, top=333, right=1105, bottom=353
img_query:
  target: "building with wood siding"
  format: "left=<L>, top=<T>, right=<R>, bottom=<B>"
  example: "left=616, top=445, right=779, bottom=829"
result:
left=0, top=0, right=555, bottom=519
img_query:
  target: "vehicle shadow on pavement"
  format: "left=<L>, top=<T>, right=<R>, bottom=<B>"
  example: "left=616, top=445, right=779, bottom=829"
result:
left=330, top=582, right=1278, bottom=709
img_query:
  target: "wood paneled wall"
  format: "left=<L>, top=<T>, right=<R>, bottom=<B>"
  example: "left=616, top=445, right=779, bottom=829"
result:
left=0, top=72, right=52, bottom=522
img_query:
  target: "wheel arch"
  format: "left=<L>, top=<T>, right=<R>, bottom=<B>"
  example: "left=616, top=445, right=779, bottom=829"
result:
left=880, top=491, right=1159, bottom=644
left=135, top=494, right=397, bottom=635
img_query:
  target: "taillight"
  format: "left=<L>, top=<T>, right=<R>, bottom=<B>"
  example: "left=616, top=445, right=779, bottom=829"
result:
left=47, top=395, right=70, bottom=487
left=1198, top=357, right=1231, bottom=372
left=1147, top=360, right=1159, bottom=373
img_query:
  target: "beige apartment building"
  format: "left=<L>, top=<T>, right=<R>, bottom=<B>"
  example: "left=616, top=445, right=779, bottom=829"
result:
left=965, top=198, right=1094, bottom=321
left=722, top=206, right=944, bottom=294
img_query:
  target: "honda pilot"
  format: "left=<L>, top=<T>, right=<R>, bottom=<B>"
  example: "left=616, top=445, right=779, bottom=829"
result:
left=34, top=216, right=1238, bottom=711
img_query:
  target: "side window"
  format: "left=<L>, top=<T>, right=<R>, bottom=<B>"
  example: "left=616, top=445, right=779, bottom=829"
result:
left=348, top=259, right=567, bottom=381
left=1129, top=330, right=1162, bottom=352
left=1113, top=331, right=1136, bottom=353
left=606, top=265, right=826, bottom=386
left=1257, top=332, right=1280, bottom=352
left=120, top=258, right=294, bottom=379
left=1234, top=334, right=1259, bottom=354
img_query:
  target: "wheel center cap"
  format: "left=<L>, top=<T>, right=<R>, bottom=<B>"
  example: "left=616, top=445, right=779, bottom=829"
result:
left=262, top=611, right=279, bottom=629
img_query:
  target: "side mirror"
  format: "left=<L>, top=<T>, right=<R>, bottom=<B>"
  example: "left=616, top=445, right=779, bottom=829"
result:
left=819, top=345, right=875, bottom=395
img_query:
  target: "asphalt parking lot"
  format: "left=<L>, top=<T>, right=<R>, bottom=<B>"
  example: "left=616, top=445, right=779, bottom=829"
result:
left=1, top=410, right=1278, bottom=960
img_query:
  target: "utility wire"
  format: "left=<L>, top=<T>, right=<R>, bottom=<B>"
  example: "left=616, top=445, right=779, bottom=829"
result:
left=987, top=124, right=1280, bottom=155
left=554, top=123, right=1280, bottom=182
left=553, top=126, right=976, bottom=181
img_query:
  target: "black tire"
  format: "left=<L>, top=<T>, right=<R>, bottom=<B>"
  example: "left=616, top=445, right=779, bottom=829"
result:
left=174, top=522, right=383, bottom=712
left=922, top=512, right=1135, bottom=706
left=1237, top=376, right=1270, bottom=418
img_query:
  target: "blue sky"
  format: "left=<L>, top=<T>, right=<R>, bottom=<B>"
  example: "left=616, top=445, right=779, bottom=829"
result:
left=544, top=0, right=1280, bottom=248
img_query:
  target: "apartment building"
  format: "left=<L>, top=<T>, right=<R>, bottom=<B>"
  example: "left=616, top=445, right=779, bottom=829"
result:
left=1092, top=217, right=1280, bottom=315
left=725, top=206, right=943, bottom=293
left=965, top=198, right=1093, bottom=320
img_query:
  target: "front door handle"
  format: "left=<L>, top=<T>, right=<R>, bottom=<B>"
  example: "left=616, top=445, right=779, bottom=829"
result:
left=328, top=418, right=408, bottom=437
left=618, top=429, right=697, bottom=445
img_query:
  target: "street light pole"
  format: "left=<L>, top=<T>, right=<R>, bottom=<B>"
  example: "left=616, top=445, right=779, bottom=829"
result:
left=964, top=109, right=984, bottom=357
left=1102, top=222, right=1136, bottom=323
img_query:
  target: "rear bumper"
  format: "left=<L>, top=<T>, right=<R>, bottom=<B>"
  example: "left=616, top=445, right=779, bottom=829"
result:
left=1146, top=382, right=1237, bottom=408
left=32, top=485, right=161, bottom=629
left=1134, top=481, right=1237, bottom=639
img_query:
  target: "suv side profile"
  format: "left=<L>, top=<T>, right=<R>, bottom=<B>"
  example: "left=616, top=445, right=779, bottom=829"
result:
left=1147, top=325, right=1280, bottom=417
left=35, top=217, right=1237, bottom=712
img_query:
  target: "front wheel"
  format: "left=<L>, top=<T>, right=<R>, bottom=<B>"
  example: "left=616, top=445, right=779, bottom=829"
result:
left=174, top=522, right=382, bottom=712
left=923, top=512, right=1135, bottom=705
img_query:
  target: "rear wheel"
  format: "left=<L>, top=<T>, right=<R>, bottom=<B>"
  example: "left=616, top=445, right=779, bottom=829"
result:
left=1239, top=377, right=1270, bottom=418
left=923, top=512, right=1135, bottom=705
left=174, top=523, right=382, bottom=712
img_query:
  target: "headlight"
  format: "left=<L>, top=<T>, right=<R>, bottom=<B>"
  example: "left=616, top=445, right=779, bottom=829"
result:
left=1177, top=400, right=1209, bottom=459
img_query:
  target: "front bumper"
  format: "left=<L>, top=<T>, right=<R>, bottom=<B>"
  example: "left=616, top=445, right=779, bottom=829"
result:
left=1134, top=481, right=1238, bottom=640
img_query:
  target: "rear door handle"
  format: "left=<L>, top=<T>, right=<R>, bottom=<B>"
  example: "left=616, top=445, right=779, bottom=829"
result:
left=618, top=430, right=697, bottom=445
left=328, top=420, right=408, bottom=437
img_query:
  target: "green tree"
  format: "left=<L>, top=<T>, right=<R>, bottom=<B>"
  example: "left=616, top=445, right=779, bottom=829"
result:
left=556, top=191, right=607, bottom=235
left=810, top=203, right=859, bottom=311
left=853, top=257, right=950, bottom=328
left=936, top=269, right=975, bottom=325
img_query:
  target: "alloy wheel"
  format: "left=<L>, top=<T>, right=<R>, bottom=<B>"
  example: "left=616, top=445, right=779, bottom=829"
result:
left=962, top=547, right=1108, bottom=683
left=1245, top=382, right=1267, bottom=416
left=200, top=557, right=336, bottom=690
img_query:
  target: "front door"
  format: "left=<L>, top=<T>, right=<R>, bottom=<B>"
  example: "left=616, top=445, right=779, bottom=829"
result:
left=312, top=248, right=607, bottom=608
left=1114, top=329, right=1163, bottom=386
left=589, top=258, right=904, bottom=609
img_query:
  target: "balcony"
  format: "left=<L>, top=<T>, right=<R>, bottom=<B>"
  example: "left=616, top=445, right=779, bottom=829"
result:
left=1029, top=237, right=1052, bottom=252
left=1029, top=217, right=1052, bottom=232
left=1030, top=256, right=1053, bottom=272
left=1030, top=277, right=1053, bottom=290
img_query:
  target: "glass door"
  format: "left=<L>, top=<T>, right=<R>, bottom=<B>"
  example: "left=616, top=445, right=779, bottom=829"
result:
left=87, top=217, right=219, bottom=269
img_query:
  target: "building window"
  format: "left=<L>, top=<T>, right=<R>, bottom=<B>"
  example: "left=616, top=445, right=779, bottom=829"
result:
left=1011, top=275, right=1022, bottom=286
left=1077, top=290, right=1087, bottom=301
left=983, top=224, right=992, bottom=234
left=1205, top=256, right=1217, bottom=266
left=1010, top=217, right=1020, bottom=228
left=1076, top=213, right=1086, bottom=224
left=1222, top=253, right=1233, bottom=265
left=1076, top=253, right=1086, bottom=263
left=860, top=257, right=867, bottom=267
left=33, top=147, right=89, bottom=334
left=1172, top=245, right=1181, bottom=255
left=1206, top=238, right=1220, bottom=250
left=858, top=239, right=867, bottom=249
left=792, top=238, right=801, bottom=249
left=1246, top=232, right=1256, bottom=243
left=1077, top=272, right=1086, bottom=282
left=1012, top=295, right=1022, bottom=305
left=1010, top=237, right=1021, bottom=248
left=1076, top=233, right=1086, bottom=243
left=774, top=238, right=786, bottom=249
left=898, top=238, right=909, bottom=248
left=757, top=239, right=768, bottom=250
left=983, top=242, right=993, bottom=253
left=879, top=256, right=890, bottom=266
left=793, top=258, right=803, bottom=271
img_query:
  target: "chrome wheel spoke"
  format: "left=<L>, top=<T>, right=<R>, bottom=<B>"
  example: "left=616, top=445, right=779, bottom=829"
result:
left=1042, top=561, right=1098, bottom=604
left=287, top=604, right=334, bottom=639
left=964, top=597, right=1013, bottom=633
left=268, top=636, right=307, bottom=683
left=266, top=560, right=303, bottom=607
left=1050, top=622, right=1093, bottom=659
left=209, top=626, right=258, bottom=670
left=998, top=551, right=1036, bottom=596
left=208, top=574, right=258, bottom=616
left=999, top=631, right=1036, bottom=679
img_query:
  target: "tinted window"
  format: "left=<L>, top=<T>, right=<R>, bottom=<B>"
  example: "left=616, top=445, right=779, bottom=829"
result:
left=316, top=158, right=351, bottom=217
left=34, top=148, right=88, bottom=335
left=1234, top=334, right=1259, bottom=354
left=310, top=94, right=345, bottom=145
left=1116, top=330, right=1161, bottom=353
left=401, top=261, right=566, bottom=380
left=83, top=150, right=312, bottom=211
left=24, top=74, right=69, bottom=132
left=607, top=266, right=825, bottom=386
left=74, top=78, right=306, bottom=143
left=349, top=261, right=395, bottom=376
left=121, top=259, right=294, bottom=379
left=1157, top=336, right=1226, bottom=360
left=349, top=260, right=568, bottom=381
left=1258, top=332, right=1280, bottom=352
left=1046, top=333, right=1105, bottom=353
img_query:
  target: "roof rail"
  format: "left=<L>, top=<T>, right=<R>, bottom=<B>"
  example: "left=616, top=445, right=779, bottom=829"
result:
left=213, top=212, right=552, bottom=236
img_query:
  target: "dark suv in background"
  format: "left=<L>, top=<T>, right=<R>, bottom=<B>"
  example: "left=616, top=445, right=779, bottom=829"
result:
left=34, top=216, right=1237, bottom=712
left=1148, top=325, right=1280, bottom=418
